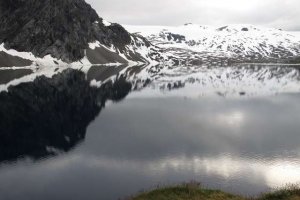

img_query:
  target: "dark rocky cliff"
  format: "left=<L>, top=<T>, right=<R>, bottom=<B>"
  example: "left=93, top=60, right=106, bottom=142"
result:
left=0, top=0, right=132, bottom=62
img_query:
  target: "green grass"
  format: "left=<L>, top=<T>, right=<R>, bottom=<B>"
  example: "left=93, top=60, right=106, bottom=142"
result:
left=257, top=186, right=300, bottom=200
left=130, top=183, right=300, bottom=200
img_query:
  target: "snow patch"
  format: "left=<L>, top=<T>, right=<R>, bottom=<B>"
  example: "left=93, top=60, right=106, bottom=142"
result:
left=102, top=19, right=111, bottom=27
left=88, top=41, right=101, bottom=50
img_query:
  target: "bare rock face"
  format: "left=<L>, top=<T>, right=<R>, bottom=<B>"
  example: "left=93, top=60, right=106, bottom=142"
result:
left=0, top=0, right=131, bottom=62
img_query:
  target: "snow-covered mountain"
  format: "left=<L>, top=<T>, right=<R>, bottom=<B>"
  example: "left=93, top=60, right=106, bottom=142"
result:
left=125, top=24, right=300, bottom=66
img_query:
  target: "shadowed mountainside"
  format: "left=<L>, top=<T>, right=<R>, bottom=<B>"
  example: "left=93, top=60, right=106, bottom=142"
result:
left=0, top=0, right=131, bottom=62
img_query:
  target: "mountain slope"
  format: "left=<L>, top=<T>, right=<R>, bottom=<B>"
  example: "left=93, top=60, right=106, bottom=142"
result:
left=0, top=0, right=154, bottom=67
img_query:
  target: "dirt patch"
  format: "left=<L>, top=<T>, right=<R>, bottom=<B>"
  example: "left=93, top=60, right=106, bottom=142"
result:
left=86, top=47, right=128, bottom=64
left=0, top=51, right=32, bottom=67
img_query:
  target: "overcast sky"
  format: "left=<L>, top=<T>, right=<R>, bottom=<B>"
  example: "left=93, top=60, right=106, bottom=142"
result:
left=86, top=0, right=300, bottom=30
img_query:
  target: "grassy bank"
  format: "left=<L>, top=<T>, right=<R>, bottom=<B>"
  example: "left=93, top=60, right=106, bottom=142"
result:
left=130, top=183, right=300, bottom=200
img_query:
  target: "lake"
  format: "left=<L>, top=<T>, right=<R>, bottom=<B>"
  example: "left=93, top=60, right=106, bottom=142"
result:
left=0, top=64, right=300, bottom=200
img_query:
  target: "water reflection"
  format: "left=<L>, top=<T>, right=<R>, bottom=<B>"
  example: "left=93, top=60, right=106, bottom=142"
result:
left=0, top=69, right=33, bottom=84
left=1, top=95, right=299, bottom=200
left=132, top=64, right=300, bottom=97
left=82, top=96, right=300, bottom=198
left=87, top=64, right=148, bottom=82
left=0, top=69, right=131, bottom=162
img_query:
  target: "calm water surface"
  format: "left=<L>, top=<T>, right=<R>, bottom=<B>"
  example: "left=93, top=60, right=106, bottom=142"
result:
left=1, top=92, right=300, bottom=199
left=0, top=65, right=300, bottom=200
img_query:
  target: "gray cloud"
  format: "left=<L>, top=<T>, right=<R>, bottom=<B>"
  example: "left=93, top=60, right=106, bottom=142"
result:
left=86, top=0, right=300, bottom=30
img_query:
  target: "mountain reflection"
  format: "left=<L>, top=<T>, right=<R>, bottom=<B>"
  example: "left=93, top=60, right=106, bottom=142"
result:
left=0, top=69, right=132, bottom=162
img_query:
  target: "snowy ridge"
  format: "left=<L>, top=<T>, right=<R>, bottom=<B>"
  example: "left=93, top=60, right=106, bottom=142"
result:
left=125, top=24, right=300, bottom=65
